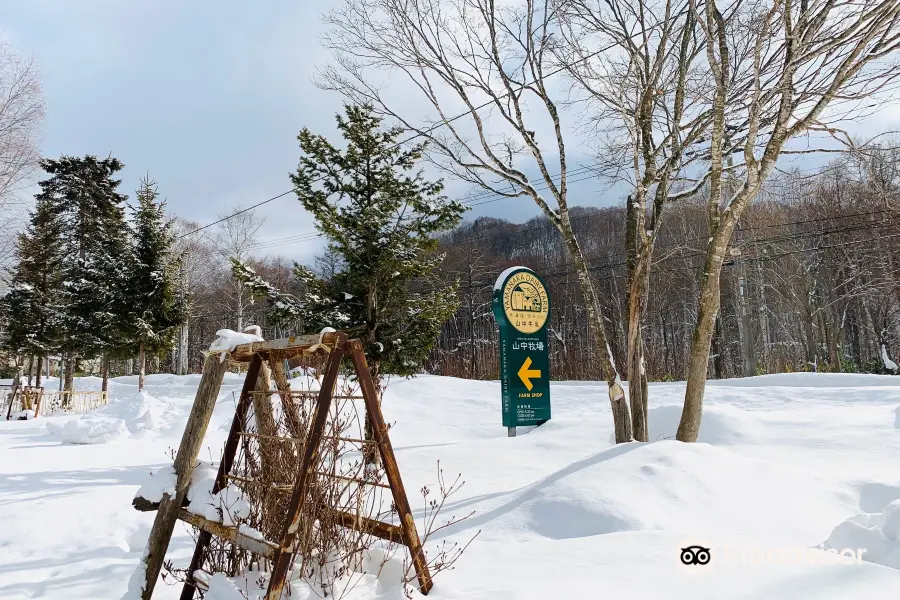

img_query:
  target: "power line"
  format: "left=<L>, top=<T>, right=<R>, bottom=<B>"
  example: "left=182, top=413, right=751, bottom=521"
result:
left=458, top=216, right=900, bottom=289
left=245, top=165, right=603, bottom=252
left=176, top=190, right=295, bottom=239
left=445, top=206, right=899, bottom=279
left=176, top=40, right=620, bottom=241
left=246, top=168, right=898, bottom=254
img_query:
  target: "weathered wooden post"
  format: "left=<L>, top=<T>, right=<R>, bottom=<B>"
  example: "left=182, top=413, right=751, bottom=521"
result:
left=4, top=366, right=23, bottom=421
left=138, top=352, right=229, bottom=600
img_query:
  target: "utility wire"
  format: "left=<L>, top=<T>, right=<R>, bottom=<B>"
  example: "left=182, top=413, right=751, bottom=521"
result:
left=176, top=40, right=620, bottom=240
left=458, top=217, right=900, bottom=289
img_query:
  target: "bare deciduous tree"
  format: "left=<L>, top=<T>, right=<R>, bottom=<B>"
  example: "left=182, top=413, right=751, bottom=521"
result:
left=214, top=208, right=265, bottom=331
left=0, top=37, right=44, bottom=277
left=322, top=0, right=633, bottom=441
left=677, top=0, right=900, bottom=441
left=557, top=0, right=709, bottom=440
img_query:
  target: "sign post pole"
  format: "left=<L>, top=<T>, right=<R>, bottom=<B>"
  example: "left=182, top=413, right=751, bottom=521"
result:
left=493, top=266, right=551, bottom=435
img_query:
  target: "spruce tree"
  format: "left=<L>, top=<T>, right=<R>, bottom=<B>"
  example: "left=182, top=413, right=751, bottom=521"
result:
left=37, top=155, right=132, bottom=389
left=235, top=103, right=466, bottom=378
left=1, top=195, right=64, bottom=385
left=126, top=176, right=187, bottom=390
left=234, top=105, right=465, bottom=461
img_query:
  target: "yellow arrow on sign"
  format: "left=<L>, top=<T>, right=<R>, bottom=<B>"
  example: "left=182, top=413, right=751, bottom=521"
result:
left=517, top=356, right=541, bottom=391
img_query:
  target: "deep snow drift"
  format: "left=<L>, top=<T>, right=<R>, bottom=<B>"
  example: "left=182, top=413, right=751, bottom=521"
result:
left=2, top=372, right=900, bottom=598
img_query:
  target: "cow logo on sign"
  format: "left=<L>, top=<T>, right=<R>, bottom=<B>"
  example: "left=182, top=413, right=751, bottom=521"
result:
left=501, top=271, right=549, bottom=335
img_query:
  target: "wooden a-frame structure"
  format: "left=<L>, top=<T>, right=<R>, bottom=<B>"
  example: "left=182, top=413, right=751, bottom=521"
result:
left=134, top=332, right=433, bottom=599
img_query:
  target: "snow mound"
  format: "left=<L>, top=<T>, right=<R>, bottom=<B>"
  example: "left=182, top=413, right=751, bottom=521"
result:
left=485, top=441, right=844, bottom=543
left=46, top=417, right=127, bottom=444
left=824, top=499, right=900, bottom=569
left=204, top=574, right=248, bottom=600
left=91, top=390, right=155, bottom=434
left=14, top=409, right=35, bottom=420
left=125, top=524, right=150, bottom=554
left=706, top=372, right=900, bottom=388
left=45, top=390, right=155, bottom=444
left=609, top=404, right=763, bottom=445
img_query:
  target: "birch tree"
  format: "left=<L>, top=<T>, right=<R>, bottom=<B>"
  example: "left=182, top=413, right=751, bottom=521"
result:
left=214, top=208, right=264, bottom=331
left=322, top=0, right=632, bottom=441
left=677, top=0, right=900, bottom=441
left=557, top=0, right=708, bottom=440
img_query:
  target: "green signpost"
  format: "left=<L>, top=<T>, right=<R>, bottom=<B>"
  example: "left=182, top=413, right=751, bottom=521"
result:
left=493, top=266, right=551, bottom=437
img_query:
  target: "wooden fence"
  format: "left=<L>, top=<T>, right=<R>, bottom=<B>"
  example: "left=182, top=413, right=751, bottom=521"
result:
left=41, top=390, right=109, bottom=415
left=3, top=385, right=46, bottom=419
left=3, top=387, right=109, bottom=419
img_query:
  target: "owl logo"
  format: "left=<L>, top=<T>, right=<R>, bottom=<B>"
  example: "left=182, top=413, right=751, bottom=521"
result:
left=680, top=545, right=711, bottom=566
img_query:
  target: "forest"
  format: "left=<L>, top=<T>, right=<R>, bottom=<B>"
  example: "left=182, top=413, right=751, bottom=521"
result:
left=157, top=151, right=900, bottom=385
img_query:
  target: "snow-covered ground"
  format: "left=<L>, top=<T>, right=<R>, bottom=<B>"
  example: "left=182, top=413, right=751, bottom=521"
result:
left=3, top=371, right=900, bottom=598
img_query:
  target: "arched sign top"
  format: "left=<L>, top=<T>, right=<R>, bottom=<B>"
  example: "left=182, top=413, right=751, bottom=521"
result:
left=494, top=267, right=550, bottom=335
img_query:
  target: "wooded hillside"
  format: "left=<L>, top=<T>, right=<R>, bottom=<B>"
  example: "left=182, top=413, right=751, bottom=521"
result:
left=429, top=161, right=900, bottom=381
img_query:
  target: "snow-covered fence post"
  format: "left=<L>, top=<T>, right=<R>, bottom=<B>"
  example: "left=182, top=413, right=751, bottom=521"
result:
left=138, top=351, right=229, bottom=599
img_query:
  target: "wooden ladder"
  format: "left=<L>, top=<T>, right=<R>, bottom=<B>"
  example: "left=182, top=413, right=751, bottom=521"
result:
left=134, top=332, right=433, bottom=599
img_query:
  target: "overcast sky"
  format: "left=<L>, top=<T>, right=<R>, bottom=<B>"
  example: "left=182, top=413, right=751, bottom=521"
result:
left=4, top=1, right=899, bottom=266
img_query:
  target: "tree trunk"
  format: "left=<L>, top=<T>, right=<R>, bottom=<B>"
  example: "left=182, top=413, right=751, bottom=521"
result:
left=26, top=355, right=33, bottom=387
left=755, top=260, right=772, bottom=372
left=824, top=311, right=841, bottom=372
left=625, top=257, right=651, bottom=442
left=179, top=323, right=189, bottom=376
left=35, top=355, right=43, bottom=388
left=677, top=237, right=731, bottom=443
left=236, top=288, right=244, bottom=332
left=560, top=215, right=631, bottom=442
left=101, top=354, right=110, bottom=393
left=801, top=308, right=817, bottom=369
left=138, top=341, right=146, bottom=391
left=711, top=313, right=725, bottom=379
left=63, top=355, right=75, bottom=394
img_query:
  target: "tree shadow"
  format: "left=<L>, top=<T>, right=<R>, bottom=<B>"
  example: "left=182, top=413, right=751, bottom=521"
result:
left=422, top=442, right=643, bottom=539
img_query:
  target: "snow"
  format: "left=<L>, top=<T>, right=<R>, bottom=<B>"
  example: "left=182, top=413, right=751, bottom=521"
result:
left=823, top=499, right=900, bottom=568
left=208, top=328, right=265, bottom=362
left=238, top=524, right=265, bottom=541
left=134, top=465, right=177, bottom=504
left=4, top=372, right=900, bottom=598
left=204, top=574, right=247, bottom=600
left=882, top=344, right=898, bottom=372
left=46, top=415, right=128, bottom=444
left=44, top=390, right=156, bottom=444
left=494, top=265, right=533, bottom=290
left=309, top=326, right=337, bottom=353
left=14, top=409, right=35, bottom=420
left=181, top=463, right=250, bottom=527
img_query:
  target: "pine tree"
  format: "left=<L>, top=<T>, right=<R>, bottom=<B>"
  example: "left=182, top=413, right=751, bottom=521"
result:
left=1, top=195, right=64, bottom=385
left=125, top=176, right=187, bottom=390
left=235, top=103, right=465, bottom=376
left=37, top=155, right=132, bottom=389
left=234, top=104, right=466, bottom=460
